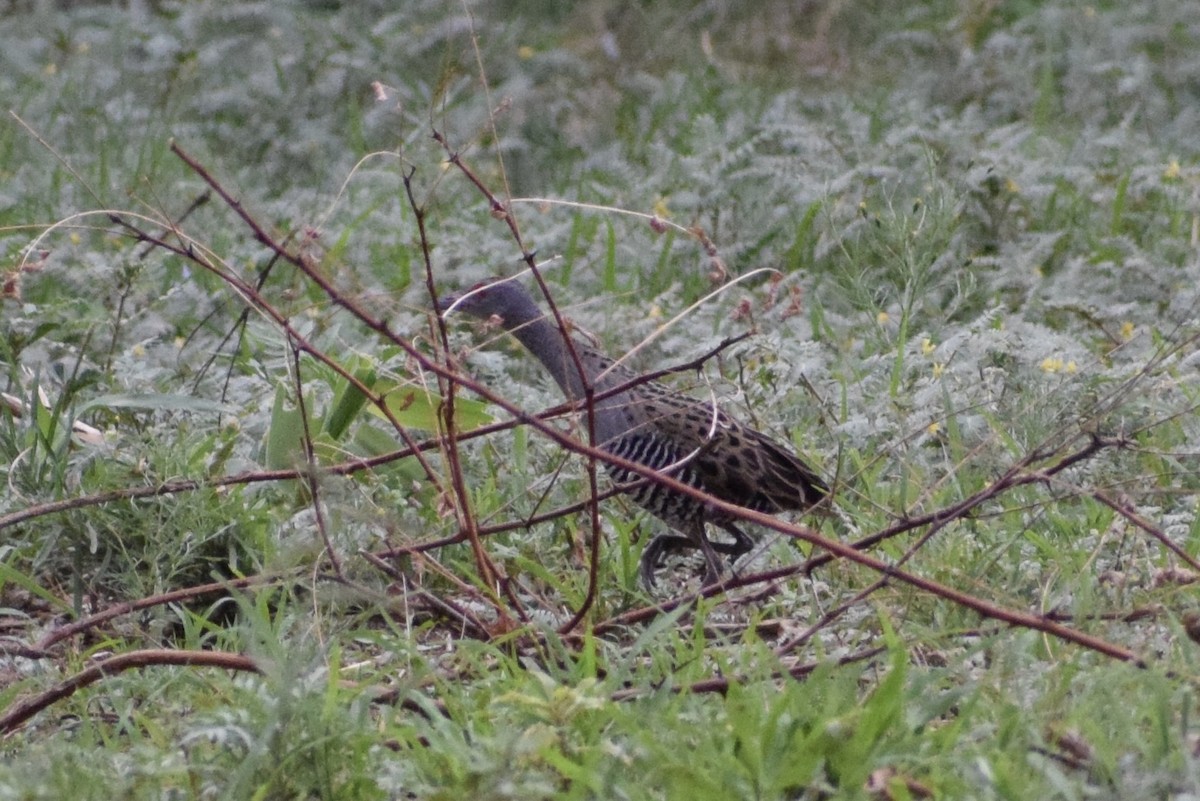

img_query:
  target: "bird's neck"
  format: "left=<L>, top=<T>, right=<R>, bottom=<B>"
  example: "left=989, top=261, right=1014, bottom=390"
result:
left=508, top=316, right=592, bottom=400
left=504, top=310, right=636, bottom=447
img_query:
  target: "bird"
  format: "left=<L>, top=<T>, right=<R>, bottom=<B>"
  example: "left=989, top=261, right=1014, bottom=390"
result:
left=439, top=277, right=829, bottom=589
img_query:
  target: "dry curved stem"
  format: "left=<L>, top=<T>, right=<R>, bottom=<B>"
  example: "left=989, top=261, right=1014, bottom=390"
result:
left=358, top=550, right=492, bottom=640
left=539, top=413, right=1137, bottom=661
left=774, top=472, right=995, bottom=656
left=0, top=649, right=260, bottom=736
left=590, top=434, right=1141, bottom=665
left=289, top=342, right=344, bottom=580
left=165, top=141, right=530, bottom=626
left=801, top=432, right=1126, bottom=576
left=0, top=409, right=549, bottom=536
left=432, top=131, right=607, bottom=630
left=609, top=645, right=888, bottom=702
left=404, top=168, right=505, bottom=610
left=32, top=572, right=304, bottom=653
left=1086, top=486, right=1200, bottom=574
left=159, top=143, right=447, bottom=502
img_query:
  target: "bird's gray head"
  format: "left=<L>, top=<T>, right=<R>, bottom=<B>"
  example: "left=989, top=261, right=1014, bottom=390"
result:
left=438, top=278, right=544, bottom=330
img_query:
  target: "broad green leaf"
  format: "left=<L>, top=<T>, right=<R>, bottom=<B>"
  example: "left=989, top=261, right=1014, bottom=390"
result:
left=323, top=361, right=377, bottom=441
left=367, top=383, right=492, bottom=433
left=265, top=385, right=308, bottom=470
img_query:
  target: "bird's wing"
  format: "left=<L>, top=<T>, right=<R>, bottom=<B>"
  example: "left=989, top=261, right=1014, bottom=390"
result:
left=634, top=393, right=828, bottom=513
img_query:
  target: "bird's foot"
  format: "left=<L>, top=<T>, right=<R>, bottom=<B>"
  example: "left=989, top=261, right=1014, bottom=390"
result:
left=639, top=533, right=693, bottom=591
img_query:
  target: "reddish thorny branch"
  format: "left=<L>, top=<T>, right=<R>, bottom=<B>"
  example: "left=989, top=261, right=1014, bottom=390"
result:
left=10, top=143, right=1148, bottom=672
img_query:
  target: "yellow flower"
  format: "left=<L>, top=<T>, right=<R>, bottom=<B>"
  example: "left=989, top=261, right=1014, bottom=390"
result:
left=652, top=197, right=671, bottom=219
left=876, top=311, right=889, bottom=324
left=921, top=337, right=935, bottom=355
left=1120, top=321, right=1134, bottom=341
left=1005, top=178, right=1019, bottom=194
left=1164, top=160, right=1181, bottom=180
left=132, top=343, right=146, bottom=358
left=927, top=421, right=941, bottom=436
left=517, top=45, right=535, bottom=60
left=932, top=362, right=945, bottom=378
left=1066, top=360, right=1078, bottom=374
left=1040, top=357, right=1063, bottom=373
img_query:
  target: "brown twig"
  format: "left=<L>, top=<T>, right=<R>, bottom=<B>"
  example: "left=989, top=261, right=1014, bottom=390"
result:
left=404, top=169, right=505, bottom=609
left=0, top=649, right=260, bottom=735
left=160, top=143, right=448, bottom=503
left=158, top=143, right=1144, bottom=666
left=431, top=131, right=608, bottom=631
left=32, top=572, right=303, bottom=652
left=1087, top=487, right=1200, bottom=573
left=609, top=645, right=888, bottom=701
left=290, top=343, right=345, bottom=580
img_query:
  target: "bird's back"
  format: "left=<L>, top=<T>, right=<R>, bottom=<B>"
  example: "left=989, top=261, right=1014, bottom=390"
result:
left=568, top=341, right=828, bottom=518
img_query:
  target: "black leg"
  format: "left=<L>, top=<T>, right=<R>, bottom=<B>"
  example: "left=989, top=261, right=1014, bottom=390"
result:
left=639, top=533, right=692, bottom=590
left=715, top=522, right=754, bottom=562
left=640, top=526, right=747, bottom=589
left=696, top=537, right=726, bottom=586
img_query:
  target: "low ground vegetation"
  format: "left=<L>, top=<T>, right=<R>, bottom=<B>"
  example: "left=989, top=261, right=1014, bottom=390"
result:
left=2, top=1, right=1200, bottom=798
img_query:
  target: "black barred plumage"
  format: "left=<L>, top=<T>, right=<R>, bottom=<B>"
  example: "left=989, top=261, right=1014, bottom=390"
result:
left=439, top=277, right=829, bottom=588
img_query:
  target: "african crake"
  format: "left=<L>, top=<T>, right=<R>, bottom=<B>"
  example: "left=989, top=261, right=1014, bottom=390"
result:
left=439, top=277, right=829, bottom=588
